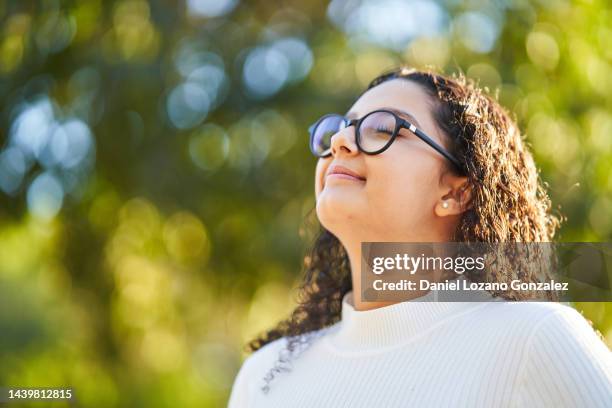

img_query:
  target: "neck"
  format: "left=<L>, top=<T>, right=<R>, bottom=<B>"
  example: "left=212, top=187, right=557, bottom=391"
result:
left=346, top=241, right=428, bottom=311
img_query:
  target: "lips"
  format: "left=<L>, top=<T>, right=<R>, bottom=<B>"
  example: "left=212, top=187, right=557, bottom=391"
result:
left=326, top=164, right=366, bottom=181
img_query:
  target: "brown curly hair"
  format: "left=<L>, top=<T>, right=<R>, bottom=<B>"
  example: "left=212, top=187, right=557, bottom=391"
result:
left=247, top=66, right=563, bottom=359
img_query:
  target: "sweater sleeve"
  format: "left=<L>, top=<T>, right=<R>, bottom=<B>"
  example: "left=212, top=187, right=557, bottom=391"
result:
left=518, top=306, right=612, bottom=407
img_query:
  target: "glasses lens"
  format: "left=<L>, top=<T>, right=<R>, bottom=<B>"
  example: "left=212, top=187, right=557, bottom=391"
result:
left=310, top=115, right=346, bottom=156
left=358, top=111, right=398, bottom=153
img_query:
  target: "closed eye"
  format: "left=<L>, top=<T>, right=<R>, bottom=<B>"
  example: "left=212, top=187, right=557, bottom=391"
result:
left=374, top=127, right=394, bottom=134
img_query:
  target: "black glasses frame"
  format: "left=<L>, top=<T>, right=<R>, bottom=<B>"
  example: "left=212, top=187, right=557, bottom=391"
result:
left=308, top=109, right=464, bottom=174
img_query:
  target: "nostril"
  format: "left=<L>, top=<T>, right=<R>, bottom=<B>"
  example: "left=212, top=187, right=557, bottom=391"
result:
left=329, top=132, right=359, bottom=158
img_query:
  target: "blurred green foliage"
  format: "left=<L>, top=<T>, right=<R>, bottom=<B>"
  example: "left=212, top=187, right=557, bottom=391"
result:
left=0, top=0, right=611, bottom=406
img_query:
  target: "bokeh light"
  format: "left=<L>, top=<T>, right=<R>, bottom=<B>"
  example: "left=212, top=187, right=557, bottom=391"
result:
left=453, top=11, right=501, bottom=54
left=166, top=82, right=211, bottom=129
left=189, top=123, right=230, bottom=171
left=26, top=172, right=64, bottom=220
left=0, top=147, right=27, bottom=195
left=187, top=0, right=240, bottom=18
left=328, top=0, right=448, bottom=51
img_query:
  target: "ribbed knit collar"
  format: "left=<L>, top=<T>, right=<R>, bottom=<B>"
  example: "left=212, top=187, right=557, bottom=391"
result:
left=325, top=276, right=500, bottom=353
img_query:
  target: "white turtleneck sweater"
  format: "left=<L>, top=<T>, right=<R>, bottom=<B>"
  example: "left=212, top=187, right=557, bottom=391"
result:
left=228, top=286, right=612, bottom=407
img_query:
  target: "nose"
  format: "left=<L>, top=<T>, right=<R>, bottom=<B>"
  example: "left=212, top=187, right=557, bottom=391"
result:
left=329, top=125, right=358, bottom=157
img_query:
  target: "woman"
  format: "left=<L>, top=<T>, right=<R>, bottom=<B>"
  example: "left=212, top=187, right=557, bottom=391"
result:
left=228, top=67, right=612, bottom=407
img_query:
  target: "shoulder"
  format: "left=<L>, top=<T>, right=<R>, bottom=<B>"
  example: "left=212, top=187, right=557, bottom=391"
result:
left=510, top=303, right=612, bottom=406
left=457, top=300, right=611, bottom=362
left=457, top=301, right=608, bottom=350
left=228, top=337, right=288, bottom=407
left=228, top=327, right=334, bottom=407
left=236, top=325, right=334, bottom=375
left=246, top=337, right=289, bottom=365
left=232, top=336, right=289, bottom=387
left=472, top=301, right=612, bottom=406
left=512, top=301, right=611, bottom=359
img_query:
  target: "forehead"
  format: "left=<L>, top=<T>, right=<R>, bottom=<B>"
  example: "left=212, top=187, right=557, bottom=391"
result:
left=348, top=78, right=436, bottom=132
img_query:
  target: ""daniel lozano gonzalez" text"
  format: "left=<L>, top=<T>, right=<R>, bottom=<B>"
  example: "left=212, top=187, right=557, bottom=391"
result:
left=372, top=278, right=569, bottom=292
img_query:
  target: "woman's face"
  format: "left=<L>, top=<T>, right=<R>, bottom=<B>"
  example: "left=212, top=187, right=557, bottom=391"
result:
left=315, top=78, right=462, bottom=243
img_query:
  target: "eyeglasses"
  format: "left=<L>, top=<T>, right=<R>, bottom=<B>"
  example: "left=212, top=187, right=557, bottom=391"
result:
left=308, top=109, right=464, bottom=173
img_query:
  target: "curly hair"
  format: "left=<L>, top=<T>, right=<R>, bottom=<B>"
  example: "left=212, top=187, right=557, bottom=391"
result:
left=246, top=66, right=564, bottom=389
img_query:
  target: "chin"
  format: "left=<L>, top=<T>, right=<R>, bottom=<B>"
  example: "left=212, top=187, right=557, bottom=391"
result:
left=315, top=193, right=359, bottom=231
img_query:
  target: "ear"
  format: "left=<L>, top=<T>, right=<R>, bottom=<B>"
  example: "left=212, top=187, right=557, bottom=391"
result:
left=434, top=175, right=473, bottom=217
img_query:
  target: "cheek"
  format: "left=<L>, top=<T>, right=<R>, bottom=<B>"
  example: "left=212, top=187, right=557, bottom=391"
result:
left=314, top=159, right=328, bottom=198
left=367, top=154, right=439, bottom=211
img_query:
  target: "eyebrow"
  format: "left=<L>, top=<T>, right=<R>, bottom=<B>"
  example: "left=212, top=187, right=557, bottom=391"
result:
left=345, top=107, right=424, bottom=129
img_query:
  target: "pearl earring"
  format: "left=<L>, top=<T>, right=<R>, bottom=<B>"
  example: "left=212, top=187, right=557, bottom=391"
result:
left=441, top=201, right=449, bottom=209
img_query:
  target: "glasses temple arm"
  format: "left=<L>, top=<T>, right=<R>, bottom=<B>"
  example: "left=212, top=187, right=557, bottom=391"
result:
left=411, top=126, right=464, bottom=172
